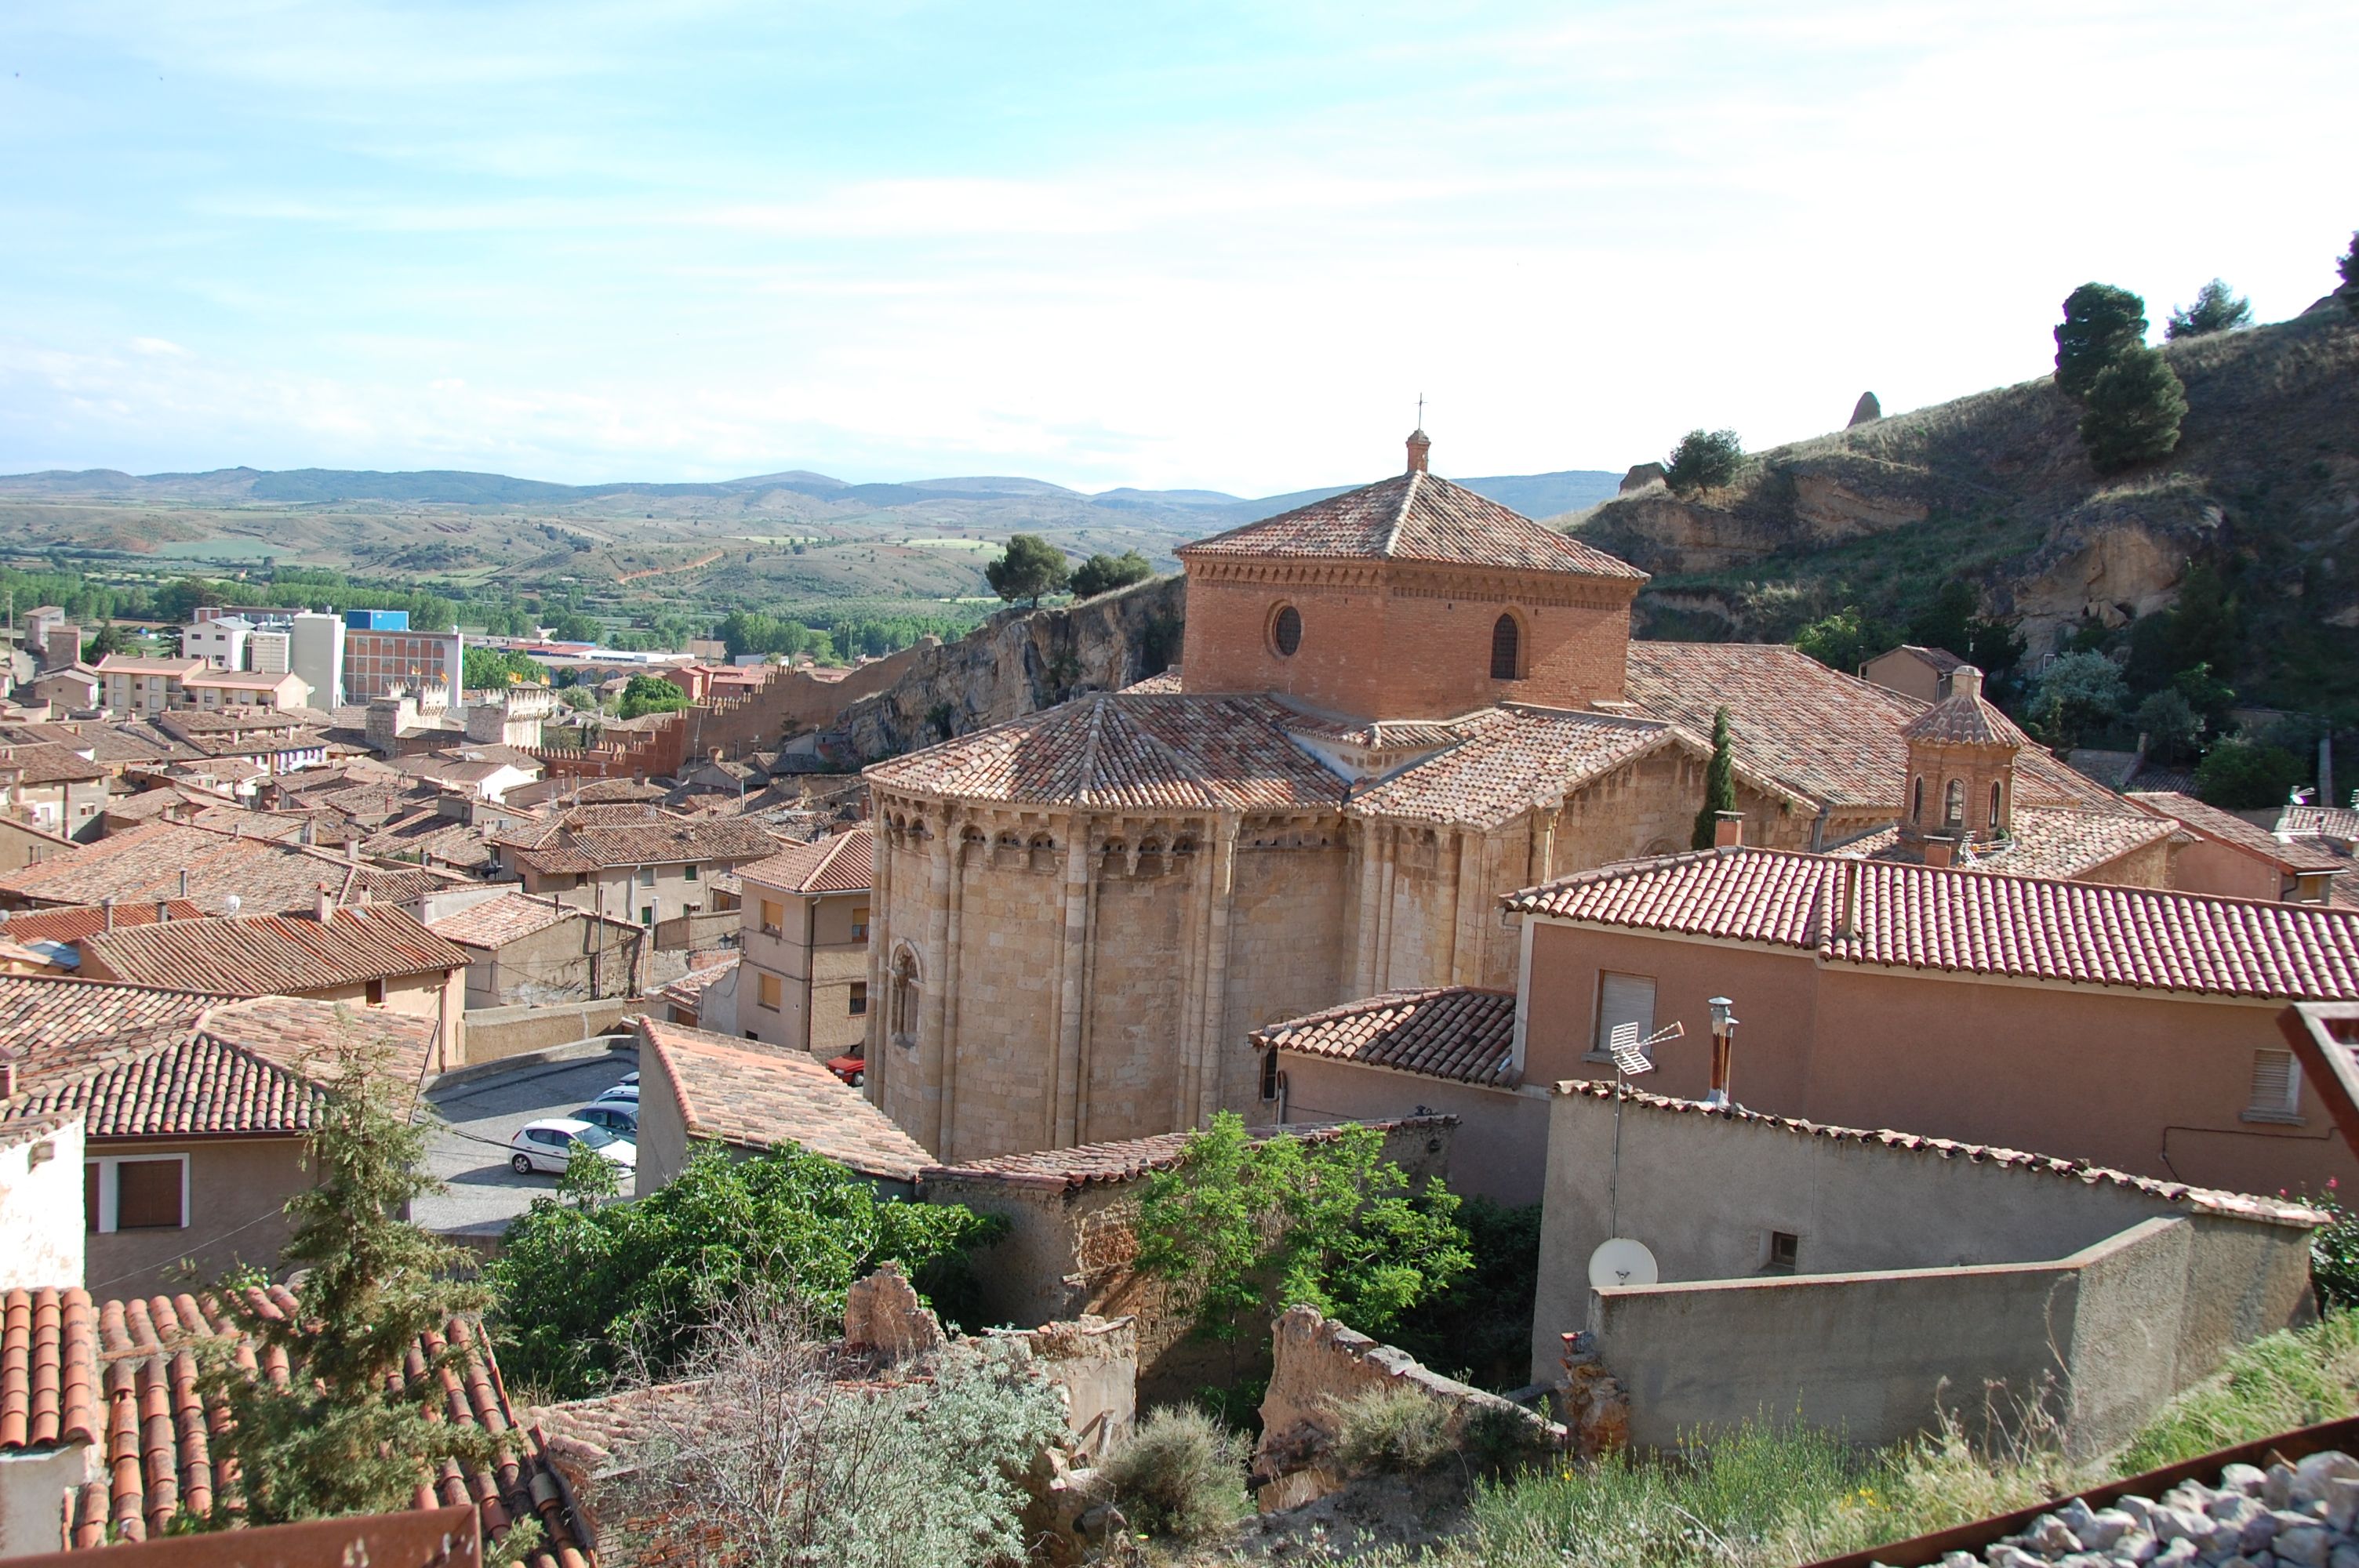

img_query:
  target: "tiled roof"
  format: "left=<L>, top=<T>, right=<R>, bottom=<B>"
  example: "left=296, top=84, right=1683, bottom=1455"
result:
left=427, top=892, right=573, bottom=949
left=364, top=811, right=500, bottom=871
left=0, top=1287, right=97, bottom=1453
left=656, top=953, right=736, bottom=1012
left=1257, top=988, right=1518, bottom=1087
left=1898, top=681, right=2032, bottom=750
left=1505, top=846, right=2359, bottom=1000
left=93, top=657, right=204, bottom=677
left=64, top=1288, right=585, bottom=1566
left=0, top=742, right=107, bottom=785
left=1622, top=643, right=2114, bottom=813
left=642, top=1018, right=934, bottom=1182
left=739, top=827, right=874, bottom=895
left=920, top=1113, right=1456, bottom=1191
left=0, top=820, right=429, bottom=915
left=0, top=902, right=205, bottom=943
left=494, top=811, right=780, bottom=875
left=2129, top=791, right=2347, bottom=874
left=1826, top=806, right=2182, bottom=880
left=1552, top=1080, right=2324, bottom=1227
left=867, top=691, right=1347, bottom=812
left=80, top=907, right=471, bottom=995
left=1883, top=644, right=1967, bottom=674
left=2284, top=805, right=2359, bottom=844
left=0, top=976, right=226, bottom=1087
left=1179, top=470, right=1647, bottom=579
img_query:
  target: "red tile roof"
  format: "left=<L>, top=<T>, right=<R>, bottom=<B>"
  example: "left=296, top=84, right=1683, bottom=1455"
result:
left=920, top=1114, right=1456, bottom=1191
left=2129, top=791, right=2348, bottom=875
left=493, top=810, right=780, bottom=875
left=0, top=1287, right=98, bottom=1453
left=1505, top=846, right=2359, bottom=1000
left=0, top=976, right=227, bottom=1088
left=2284, top=805, right=2359, bottom=844
left=1554, top=1080, right=2324, bottom=1225
left=1898, top=679, right=2033, bottom=749
left=0, top=820, right=431, bottom=915
left=642, top=1018, right=934, bottom=1182
left=79, top=907, right=470, bottom=996
left=426, top=892, right=573, bottom=949
left=656, top=954, right=736, bottom=1013
left=1826, top=806, right=2182, bottom=880
left=1258, top=988, right=1518, bottom=1087
left=0, top=902, right=206, bottom=943
left=0, top=742, right=107, bottom=785
left=739, top=826, right=874, bottom=895
left=1179, top=470, right=1647, bottom=579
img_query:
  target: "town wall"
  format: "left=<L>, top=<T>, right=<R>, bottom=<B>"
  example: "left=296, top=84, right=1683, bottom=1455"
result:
left=462, top=996, right=642, bottom=1066
left=467, top=914, right=641, bottom=1008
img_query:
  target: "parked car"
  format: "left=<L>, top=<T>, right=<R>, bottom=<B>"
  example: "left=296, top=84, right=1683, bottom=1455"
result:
left=572, top=1102, right=638, bottom=1135
left=508, top=1118, right=636, bottom=1176
left=620, top=1070, right=639, bottom=1087
left=595, top=1082, right=639, bottom=1105
left=827, top=1051, right=865, bottom=1088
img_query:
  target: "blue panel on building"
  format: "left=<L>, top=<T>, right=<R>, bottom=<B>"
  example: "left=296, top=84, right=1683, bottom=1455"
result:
left=344, top=609, right=411, bottom=630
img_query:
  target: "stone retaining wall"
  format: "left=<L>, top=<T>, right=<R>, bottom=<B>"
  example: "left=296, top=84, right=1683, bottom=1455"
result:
left=462, top=997, right=643, bottom=1065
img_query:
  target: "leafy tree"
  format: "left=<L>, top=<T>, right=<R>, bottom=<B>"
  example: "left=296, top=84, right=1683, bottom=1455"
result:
left=2132, top=687, right=2201, bottom=763
left=618, top=673, right=690, bottom=720
left=463, top=646, right=547, bottom=689
left=2173, top=661, right=2237, bottom=728
left=82, top=621, right=128, bottom=661
left=1906, top=579, right=2026, bottom=677
left=2053, top=283, right=2148, bottom=399
left=154, top=576, right=227, bottom=622
left=2165, top=279, right=2253, bottom=339
left=983, top=534, right=1070, bottom=608
left=2080, top=346, right=2189, bottom=472
left=2196, top=737, right=2306, bottom=809
left=1663, top=428, right=1743, bottom=494
left=1793, top=608, right=1891, bottom=674
left=2029, top=650, right=2130, bottom=746
left=490, top=1144, right=1005, bottom=1399
left=1691, top=706, right=1737, bottom=851
left=193, top=1039, right=526, bottom=1545
left=1069, top=550, right=1155, bottom=599
left=1133, top=1112, right=1471, bottom=1347
left=1385, top=1198, right=1543, bottom=1391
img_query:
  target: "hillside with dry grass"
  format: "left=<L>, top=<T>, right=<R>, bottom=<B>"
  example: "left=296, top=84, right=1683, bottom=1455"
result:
left=1568, top=297, right=2359, bottom=709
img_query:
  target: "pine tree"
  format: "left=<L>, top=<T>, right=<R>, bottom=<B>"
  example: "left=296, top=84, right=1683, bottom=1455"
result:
left=193, top=1034, right=526, bottom=1541
left=2053, top=283, right=2148, bottom=399
left=2164, top=279, right=2252, bottom=339
left=983, top=534, right=1071, bottom=608
left=1691, top=706, right=1737, bottom=850
left=2079, top=346, right=2189, bottom=474
left=2341, top=232, right=2359, bottom=315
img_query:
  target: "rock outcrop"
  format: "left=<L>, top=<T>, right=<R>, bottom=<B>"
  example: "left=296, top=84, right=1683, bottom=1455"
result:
left=1849, top=390, right=1882, bottom=426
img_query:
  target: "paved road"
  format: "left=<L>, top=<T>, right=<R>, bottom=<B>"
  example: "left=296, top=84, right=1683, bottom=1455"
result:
left=415, top=1045, right=639, bottom=1237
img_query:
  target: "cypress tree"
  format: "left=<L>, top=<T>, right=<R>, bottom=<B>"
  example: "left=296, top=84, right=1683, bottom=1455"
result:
left=1692, top=706, right=1737, bottom=850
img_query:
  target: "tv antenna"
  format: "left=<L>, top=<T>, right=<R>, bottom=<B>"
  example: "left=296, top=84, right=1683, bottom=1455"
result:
left=1605, top=1019, right=1685, bottom=1240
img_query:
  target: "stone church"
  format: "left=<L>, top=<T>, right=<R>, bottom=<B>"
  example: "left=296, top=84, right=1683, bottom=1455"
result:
left=862, top=431, right=2132, bottom=1162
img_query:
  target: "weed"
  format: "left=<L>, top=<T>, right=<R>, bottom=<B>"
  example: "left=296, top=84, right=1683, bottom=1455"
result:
left=1093, top=1406, right=1252, bottom=1546
left=1331, top=1385, right=1454, bottom=1475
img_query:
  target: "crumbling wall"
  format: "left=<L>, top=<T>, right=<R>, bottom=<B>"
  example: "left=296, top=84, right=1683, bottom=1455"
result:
left=1252, top=1306, right=1565, bottom=1512
left=999, top=1316, right=1138, bottom=1464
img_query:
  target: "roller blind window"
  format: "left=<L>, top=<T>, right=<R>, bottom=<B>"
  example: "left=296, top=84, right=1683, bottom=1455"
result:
left=1590, top=974, right=1656, bottom=1062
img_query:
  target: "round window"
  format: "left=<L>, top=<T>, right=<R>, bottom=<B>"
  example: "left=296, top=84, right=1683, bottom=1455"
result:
left=1272, top=604, right=1303, bottom=657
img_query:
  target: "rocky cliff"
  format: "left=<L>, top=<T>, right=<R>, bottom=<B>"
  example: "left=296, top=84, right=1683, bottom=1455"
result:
left=818, top=575, right=1184, bottom=764
left=1570, top=299, right=2359, bottom=696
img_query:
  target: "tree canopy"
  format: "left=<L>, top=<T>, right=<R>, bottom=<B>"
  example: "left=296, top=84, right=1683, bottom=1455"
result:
left=1690, top=706, right=1737, bottom=851
left=983, top=534, right=1070, bottom=608
left=1663, top=428, right=1743, bottom=494
left=2079, top=346, right=2189, bottom=473
left=2053, top=283, right=2148, bottom=399
left=1069, top=550, right=1155, bottom=599
left=490, top=1143, right=1004, bottom=1399
left=2164, top=279, right=2253, bottom=339
left=463, top=646, right=547, bottom=690
left=2340, top=232, right=2358, bottom=313
left=618, top=673, right=690, bottom=720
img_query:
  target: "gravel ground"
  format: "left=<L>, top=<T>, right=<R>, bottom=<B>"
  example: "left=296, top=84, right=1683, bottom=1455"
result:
left=414, top=1044, right=639, bottom=1238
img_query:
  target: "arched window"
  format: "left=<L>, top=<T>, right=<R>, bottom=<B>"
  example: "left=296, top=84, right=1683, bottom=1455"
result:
left=889, top=947, right=922, bottom=1044
left=1943, top=779, right=1965, bottom=827
left=1259, top=1050, right=1281, bottom=1102
left=1490, top=613, right=1521, bottom=680
left=1271, top=604, right=1303, bottom=657
left=1910, top=776, right=1924, bottom=823
left=1989, top=781, right=2005, bottom=832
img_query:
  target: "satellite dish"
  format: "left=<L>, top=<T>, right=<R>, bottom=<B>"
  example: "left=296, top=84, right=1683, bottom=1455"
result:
left=1588, top=1237, right=1659, bottom=1290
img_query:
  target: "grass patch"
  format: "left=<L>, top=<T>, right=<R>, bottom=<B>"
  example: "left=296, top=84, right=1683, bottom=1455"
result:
left=2115, top=1308, right=2359, bottom=1475
left=1332, top=1385, right=1456, bottom=1475
left=1092, top=1406, right=1252, bottom=1546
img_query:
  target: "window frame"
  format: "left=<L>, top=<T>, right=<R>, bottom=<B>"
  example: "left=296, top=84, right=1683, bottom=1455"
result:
left=849, top=981, right=869, bottom=1016
left=1269, top=603, right=1303, bottom=659
left=1489, top=612, right=1524, bottom=681
left=1587, top=972, right=1658, bottom=1064
left=85, top=1153, right=191, bottom=1234
left=757, top=971, right=784, bottom=1012
left=2245, top=1047, right=2306, bottom=1124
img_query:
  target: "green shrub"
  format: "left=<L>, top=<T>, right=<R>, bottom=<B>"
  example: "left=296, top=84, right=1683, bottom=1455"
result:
left=2339, top=231, right=2357, bottom=314
left=2314, top=1192, right=2359, bottom=1310
left=1070, top=550, right=1154, bottom=598
left=2079, top=346, right=2188, bottom=473
left=1388, top=1197, right=1543, bottom=1391
left=2194, top=735, right=2305, bottom=809
left=1093, top=1406, right=1251, bottom=1544
left=1664, top=429, right=1743, bottom=494
left=1332, top=1384, right=1455, bottom=1475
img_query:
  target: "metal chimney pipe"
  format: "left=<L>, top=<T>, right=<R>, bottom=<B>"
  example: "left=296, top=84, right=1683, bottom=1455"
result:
left=1707, top=996, right=1739, bottom=1107
left=100, top=895, right=115, bottom=932
left=177, top=869, right=190, bottom=899
left=154, top=898, right=169, bottom=924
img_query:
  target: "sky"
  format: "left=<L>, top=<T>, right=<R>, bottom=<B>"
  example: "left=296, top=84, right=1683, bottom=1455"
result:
left=2, top=1, right=2352, bottom=497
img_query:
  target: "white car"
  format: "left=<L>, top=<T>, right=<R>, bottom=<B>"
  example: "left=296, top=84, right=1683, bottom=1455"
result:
left=508, top=1118, right=636, bottom=1176
left=595, top=1082, right=639, bottom=1105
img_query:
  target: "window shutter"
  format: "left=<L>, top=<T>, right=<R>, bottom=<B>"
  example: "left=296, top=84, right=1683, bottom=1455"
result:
left=115, top=1159, right=184, bottom=1230
left=2249, top=1050, right=2300, bottom=1116
left=1594, top=974, right=1657, bottom=1058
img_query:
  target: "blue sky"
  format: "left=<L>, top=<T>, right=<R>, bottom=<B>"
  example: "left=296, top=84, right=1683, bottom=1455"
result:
left=2, top=1, right=2350, bottom=495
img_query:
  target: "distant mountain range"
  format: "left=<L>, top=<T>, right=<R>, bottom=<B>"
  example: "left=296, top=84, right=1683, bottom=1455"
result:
left=0, top=462, right=1625, bottom=526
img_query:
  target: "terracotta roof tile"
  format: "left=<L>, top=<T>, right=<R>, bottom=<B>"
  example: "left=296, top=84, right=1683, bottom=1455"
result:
left=493, top=810, right=779, bottom=876
left=0, top=976, right=227, bottom=1088
left=1898, top=679, right=2033, bottom=750
left=1179, top=470, right=1647, bottom=579
left=738, top=827, right=874, bottom=895
left=0, top=820, right=432, bottom=915
left=0, top=1287, right=98, bottom=1453
left=1258, top=988, right=1517, bottom=1087
left=656, top=954, right=736, bottom=1012
left=642, top=1018, right=933, bottom=1182
left=1507, top=846, right=2359, bottom=1000
left=2129, top=791, right=2348, bottom=874
left=0, top=903, right=206, bottom=944
left=1552, top=1080, right=2324, bottom=1227
left=2284, top=805, right=2359, bottom=844
left=1826, top=806, right=2182, bottom=880
left=427, top=892, right=574, bottom=949
left=0, top=743, right=107, bottom=785
left=920, top=1113, right=1457, bottom=1190
left=80, top=908, right=470, bottom=995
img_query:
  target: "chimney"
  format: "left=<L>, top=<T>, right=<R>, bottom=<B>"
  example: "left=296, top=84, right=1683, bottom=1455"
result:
left=1833, top=858, right=1859, bottom=939
left=100, top=895, right=115, bottom=932
left=0, top=1053, right=13, bottom=1098
left=1713, top=811, right=1743, bottom=849
left=1922, top=835, right=1955, bottom=869
left=315, top=883, right=334, bottom=924
left=1952, top=665, right=1984, bottom=704
left=177, top=869, right=190, bottom=899
left=154, top=898, right=170, bottom=924
left=1405, top=428, right=1431, bottom=474
left=1706, top=996, right=1739, bottom=1108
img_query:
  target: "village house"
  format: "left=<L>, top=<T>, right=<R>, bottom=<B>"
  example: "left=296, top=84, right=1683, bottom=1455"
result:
left=93, top=655, right=205, bottom=716
left=26, top=664, right=98, bottom=715
left=389, top=743, right=544, bottom=803
left=860, top=432, right=2146, bottom=1163
left=631, top=1016, right=932, bottom=1199
left=1857, top=643, right=1965, bottom=702
left=2127, top=788, right=2346, bottom=902
left=74, top=896, right=471, bottom=1069
left=490, top=804, right=779, bottom=929
left=654, top=952, right=736, bottom=1028
left=423, top=887, right=644, bottom=1007
left=181, top=666, right=314, bottom=713
left=721, top=826, right=872, bottom=1059
left=0, top=742, right=109, bottom=842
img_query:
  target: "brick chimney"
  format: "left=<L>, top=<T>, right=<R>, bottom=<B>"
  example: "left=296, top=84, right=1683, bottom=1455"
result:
left=1922, top=835, right=1955, bottom=869
left=1406, top=428, right=1431, bottom=474
left=0, top=1051, right=13, bottom=1098
left=1713, top=811, right=1743, bottom=849
left=100, top=895, right=115, bottom=932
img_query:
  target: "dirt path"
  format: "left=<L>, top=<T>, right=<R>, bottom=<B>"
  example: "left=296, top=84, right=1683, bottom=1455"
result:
left=616, top=548, right=724, bottom=583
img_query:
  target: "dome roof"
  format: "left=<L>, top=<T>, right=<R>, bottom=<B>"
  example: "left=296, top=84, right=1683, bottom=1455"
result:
left=1899, top=666, right=2029, bottom=750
